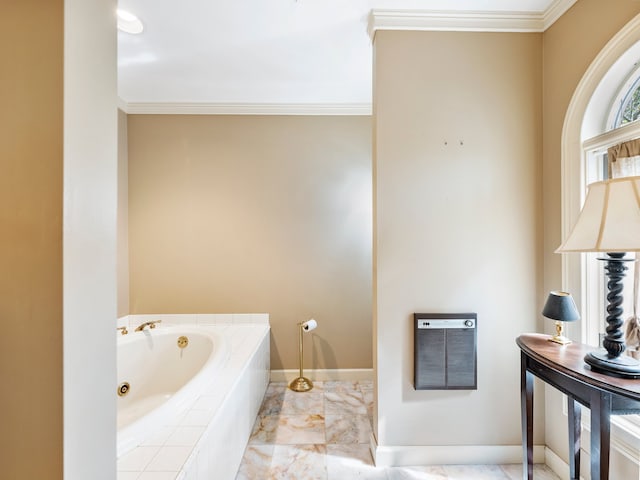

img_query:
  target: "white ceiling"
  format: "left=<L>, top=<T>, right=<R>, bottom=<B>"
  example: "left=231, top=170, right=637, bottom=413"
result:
left=117, top=0, right=565, bottom=111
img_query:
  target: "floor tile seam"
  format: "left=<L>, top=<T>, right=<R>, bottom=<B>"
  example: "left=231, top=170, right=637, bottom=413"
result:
left=324, top=396, right=367, bottom=405
left=324, top=388, right=365, bottom=394
left=326, top=440, right=373, bottom=446
left=324, top=413, right=370, bottom=418
left=279, top=411, right=326, bottom=416
left=249, top=441, right=330, bottom=446
left=325, top=409, right=369, bottom=415
left=256, top=436, right=372, bottom=447
left=324, top=395, right=366, bottom=401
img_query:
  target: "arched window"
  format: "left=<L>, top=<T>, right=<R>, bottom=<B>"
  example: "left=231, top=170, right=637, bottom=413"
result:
left=580, top=47, right=640, bottom=349
left=608, top=63, right=640, bottom=129
left=561, top=13, right=640, bottom=451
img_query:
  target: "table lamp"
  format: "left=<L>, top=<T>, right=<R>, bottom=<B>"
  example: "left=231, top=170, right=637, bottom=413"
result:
left=542, top=291, right=580, bottom=345
left=557, top=176, right=640, bottom=377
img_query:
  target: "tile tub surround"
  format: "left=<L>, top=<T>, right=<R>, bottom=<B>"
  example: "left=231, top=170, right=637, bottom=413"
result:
left=117, top=313, right=270, bottom=330
left=116, top=317, right=270, bottom=480
left=236, top=381, right=560, bottom=480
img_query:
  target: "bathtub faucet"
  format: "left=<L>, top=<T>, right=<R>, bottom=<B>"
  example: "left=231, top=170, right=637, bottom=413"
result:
left=135, top=320, right=162, bottom=332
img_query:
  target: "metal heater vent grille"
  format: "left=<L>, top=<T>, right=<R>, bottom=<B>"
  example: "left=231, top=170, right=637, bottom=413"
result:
left=414, top=313, right=477, bottom=390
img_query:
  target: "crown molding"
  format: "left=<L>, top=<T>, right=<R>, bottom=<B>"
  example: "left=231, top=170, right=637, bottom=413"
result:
left=369, top=10, right=544, bottom=38
left=121, top=101, right=372, bottom=116
left=368, top=0, right=579, bottom=39
left=117, top=96, right=128, bottom=112
left=119, top=2, right=580, bottom=114
left=543, top=0, right=579, bottom=30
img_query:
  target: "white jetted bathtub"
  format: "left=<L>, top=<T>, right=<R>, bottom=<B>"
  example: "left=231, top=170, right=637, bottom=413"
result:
left=116, top=315, right=270, bottom=480
left=117, top=325, right=229, bottom=457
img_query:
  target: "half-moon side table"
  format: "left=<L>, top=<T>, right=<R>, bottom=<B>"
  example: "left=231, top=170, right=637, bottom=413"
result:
left=517, top=334, right=640, bottom=480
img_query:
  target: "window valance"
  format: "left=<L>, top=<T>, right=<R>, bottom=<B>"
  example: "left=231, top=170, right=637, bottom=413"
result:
left=608, top=138, right=640, bottom=178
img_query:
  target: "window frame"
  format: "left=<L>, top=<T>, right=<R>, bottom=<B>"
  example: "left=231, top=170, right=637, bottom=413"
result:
left=560, top=14, right=640, bottom=450
left=607, top=61, right=640, bottom=129
left=581, top=122, right=640, bottom=348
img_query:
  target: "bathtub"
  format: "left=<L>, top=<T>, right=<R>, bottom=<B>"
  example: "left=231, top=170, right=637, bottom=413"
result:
left=117, top=325, right=229, bottom=457
left=116, top=315, right=270, bottom=480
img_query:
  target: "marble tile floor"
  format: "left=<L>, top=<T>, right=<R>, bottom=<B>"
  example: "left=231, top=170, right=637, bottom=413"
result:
left=235, top=381, right=559, bottom=480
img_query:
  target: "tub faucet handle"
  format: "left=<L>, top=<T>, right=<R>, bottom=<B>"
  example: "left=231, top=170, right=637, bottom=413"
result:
left=117, top=326, right=128, bottom=335
left=134, top=320, right=162, bottom=332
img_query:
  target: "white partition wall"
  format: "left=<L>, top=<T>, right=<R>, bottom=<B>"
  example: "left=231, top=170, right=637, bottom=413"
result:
left=372, top=29, right=542, bottom=465
left=63, top=1, right=118, bottom=478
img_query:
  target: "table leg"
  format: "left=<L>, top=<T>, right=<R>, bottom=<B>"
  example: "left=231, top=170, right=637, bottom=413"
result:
left=521, top=353, right=533, bottom=480
left=590, top=391, right=612, bottom=480
left=567, top=396, right=581, bottom=480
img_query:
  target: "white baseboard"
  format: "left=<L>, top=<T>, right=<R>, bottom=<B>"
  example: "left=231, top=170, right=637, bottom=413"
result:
left=270, top=368, right=373, bottom=383
left=370, top=433, right=546, bottom=467
left=544, top=447, right=569, bottom=479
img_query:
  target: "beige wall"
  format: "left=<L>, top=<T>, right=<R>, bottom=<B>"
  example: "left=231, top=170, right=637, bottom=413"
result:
left=0, top=2, right=63, bottom=477
left=2, top=2, right=117, bottom=478
left=128, top=115, right=372, bottom=370
left=118, top=109, right=130, bottom=317
left=542, top=0, right=640, bottom=473
left=373, top=30, right=542, bottom=450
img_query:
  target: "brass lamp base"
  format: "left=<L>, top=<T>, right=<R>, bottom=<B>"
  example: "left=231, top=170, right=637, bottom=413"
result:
left=289, top=376, right=313, bottom=392
left=548, top=321, right=571, bottom=345
left=548, top=335, right=572, bottom=345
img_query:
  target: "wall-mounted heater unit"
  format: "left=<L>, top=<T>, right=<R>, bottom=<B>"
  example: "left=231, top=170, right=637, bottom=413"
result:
left=414, top=313, right=477, bottom=390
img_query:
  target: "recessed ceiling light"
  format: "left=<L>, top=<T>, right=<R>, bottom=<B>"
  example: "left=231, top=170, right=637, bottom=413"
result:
left=117, top=9, right=143, bottom=35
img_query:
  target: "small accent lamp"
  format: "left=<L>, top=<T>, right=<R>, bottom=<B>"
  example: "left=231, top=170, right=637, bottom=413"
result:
left=557, top=176, right=640, bottom=377
left=289, top=319, right=318, bottom=392
left=542, top=291, right=580, bottom=345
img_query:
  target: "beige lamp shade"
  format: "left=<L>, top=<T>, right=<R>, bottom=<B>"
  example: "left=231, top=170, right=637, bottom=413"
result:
left=557, top=176, right=640, bottom=253
left=556, top=175, right=640, bottom=376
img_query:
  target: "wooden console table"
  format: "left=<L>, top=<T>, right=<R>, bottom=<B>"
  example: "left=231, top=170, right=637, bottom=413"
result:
left=517, top=334, right=640, bottom=480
